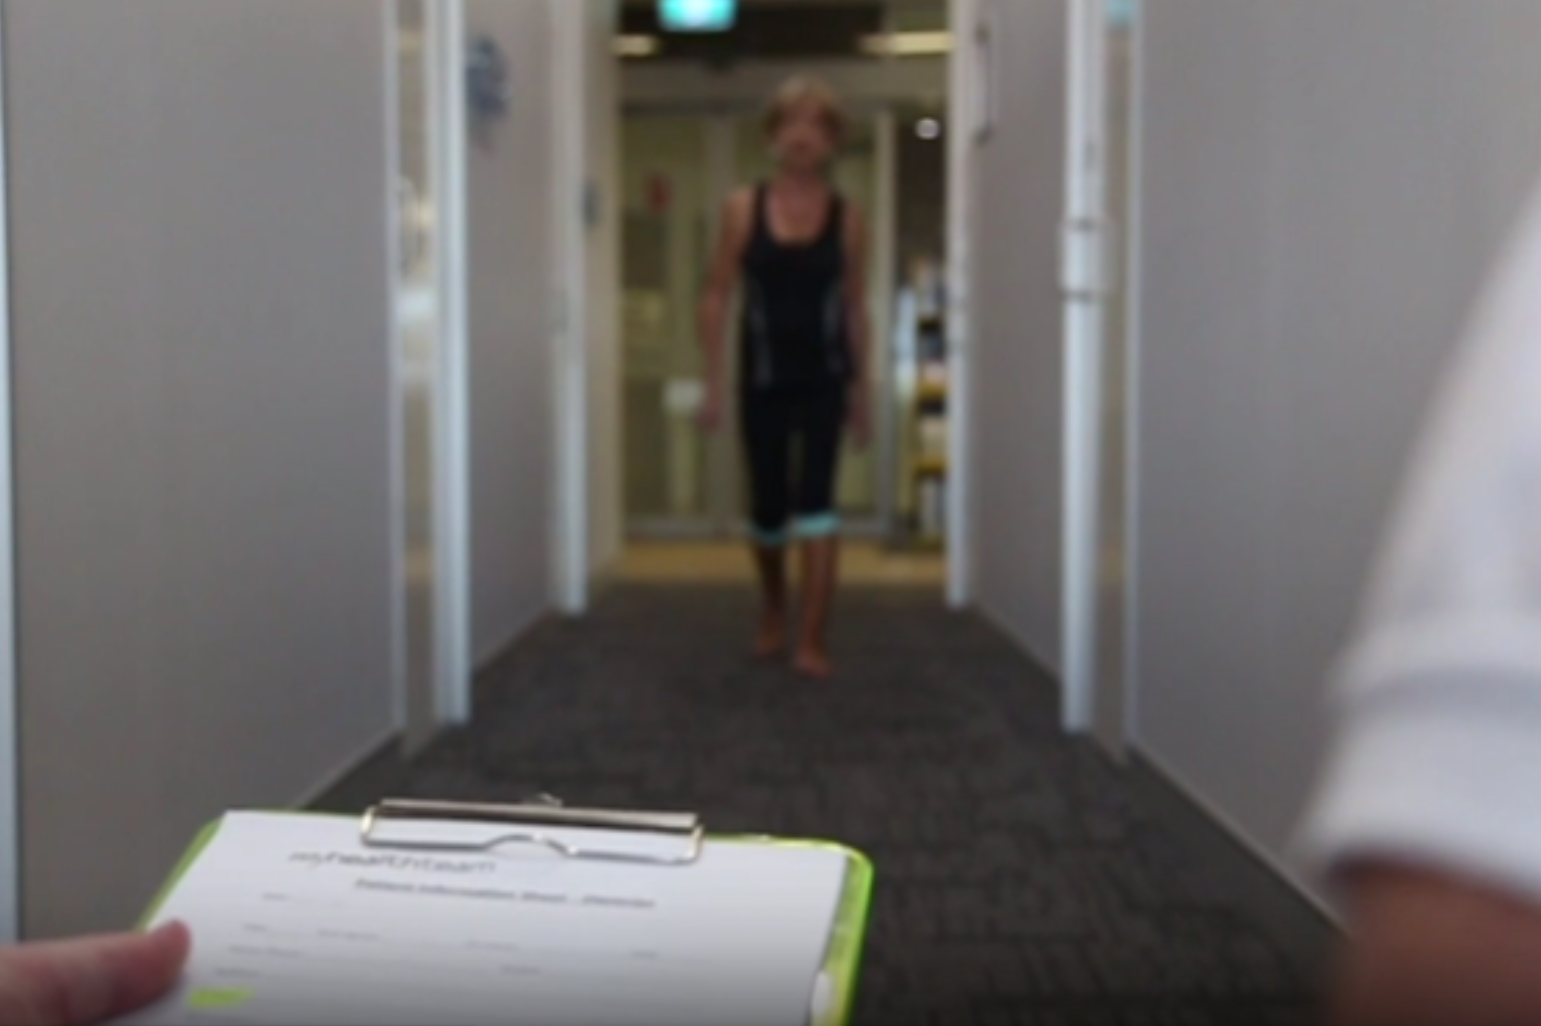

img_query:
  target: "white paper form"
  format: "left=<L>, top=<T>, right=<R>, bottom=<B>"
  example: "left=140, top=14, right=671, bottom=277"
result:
left=114, top=812, right=850, bottom=1026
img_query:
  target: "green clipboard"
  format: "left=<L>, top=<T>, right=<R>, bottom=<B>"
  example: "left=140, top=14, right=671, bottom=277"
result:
left=135, top=800, right=875, bottom=1026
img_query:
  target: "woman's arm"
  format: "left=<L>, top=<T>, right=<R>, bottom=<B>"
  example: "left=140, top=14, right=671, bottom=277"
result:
left=697, top=189, right=752, bottom=432
left=843, top=202, right=872, bottom=447
left=1298, top=171, right=1541, bottom=1025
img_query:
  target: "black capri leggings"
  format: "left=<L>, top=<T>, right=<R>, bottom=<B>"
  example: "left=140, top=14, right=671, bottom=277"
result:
left=740, top=385, right=847, bottom=546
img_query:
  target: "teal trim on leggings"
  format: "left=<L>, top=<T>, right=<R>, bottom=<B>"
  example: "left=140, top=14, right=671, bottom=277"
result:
left=751, top=524, right=791, bottom=548
left=795, top=513, right=842, bottom=540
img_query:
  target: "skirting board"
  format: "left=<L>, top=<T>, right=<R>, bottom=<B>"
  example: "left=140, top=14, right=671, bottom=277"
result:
left=295, top=728, right=407, bottom=814
left=475, top=610, right=547, bottom=674
left=1138, top=744, right=1343, bottom=931
left=977, top=600, right=1064, bottom=681
left=976, top=598, right=1341, bottom=937
left=588, top=554, right=622, bottom=606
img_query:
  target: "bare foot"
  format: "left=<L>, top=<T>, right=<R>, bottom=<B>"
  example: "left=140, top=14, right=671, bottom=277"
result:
left=793, top=646, right=833, bottom=679
left=755, top=611, right=787, bottom=659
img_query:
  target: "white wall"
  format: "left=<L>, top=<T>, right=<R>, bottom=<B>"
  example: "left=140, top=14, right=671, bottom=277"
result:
left=969, top=0, right=1067, bottom=670
left=5, top=1, right=396, bottom=937
left=467, top=0, right=558, bottom=663
left=1135, top=0, right=1541, bottom=895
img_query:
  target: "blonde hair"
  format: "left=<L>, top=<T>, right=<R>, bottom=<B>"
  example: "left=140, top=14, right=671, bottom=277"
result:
left=763, top=75, right=848, bottom=141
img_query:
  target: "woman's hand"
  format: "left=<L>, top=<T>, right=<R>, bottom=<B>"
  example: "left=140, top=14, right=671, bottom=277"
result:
left=0, top=921, right=191, bottom=1026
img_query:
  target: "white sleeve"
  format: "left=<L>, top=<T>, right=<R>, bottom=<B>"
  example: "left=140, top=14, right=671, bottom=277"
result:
left=1297, top=173, right=1541, bottom=910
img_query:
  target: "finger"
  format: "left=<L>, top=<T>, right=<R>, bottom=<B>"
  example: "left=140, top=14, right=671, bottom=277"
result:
left=7, top=921, right=190, bottom=1025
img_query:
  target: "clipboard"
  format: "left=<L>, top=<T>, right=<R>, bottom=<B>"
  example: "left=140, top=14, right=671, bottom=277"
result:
left=135, top=798, right=876, bottom=1026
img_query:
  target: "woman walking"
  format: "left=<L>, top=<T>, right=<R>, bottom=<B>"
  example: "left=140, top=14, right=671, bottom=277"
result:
left=698, top=76, right=871, bottom=679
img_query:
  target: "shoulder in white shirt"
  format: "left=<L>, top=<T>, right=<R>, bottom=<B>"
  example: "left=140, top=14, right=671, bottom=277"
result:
left=1299, top=172, right=1541, bottom=911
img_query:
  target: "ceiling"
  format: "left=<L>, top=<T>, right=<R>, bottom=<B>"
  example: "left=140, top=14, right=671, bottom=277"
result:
left=618, top=1, right=945, bottom=65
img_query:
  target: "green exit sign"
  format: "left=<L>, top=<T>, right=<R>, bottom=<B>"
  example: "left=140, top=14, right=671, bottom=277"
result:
left=659, top=0, right=737, bottom=32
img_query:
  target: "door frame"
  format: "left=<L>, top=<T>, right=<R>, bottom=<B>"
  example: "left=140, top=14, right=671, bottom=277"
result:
left=870, top=107, right=901, bottom=543
left=945, top=0, right=979, bottom=609
left=385, top=0, right=474, bottom=735
left=946, top=0, right=1143, bottom=739
left=551, top=0, right=593, bottom=616
left=431, top=0, right=473, bottom=725
left=1085, top=0, right=1143, bottom=761
left=1117, top=0, right=1146, bottom=747
left=384, top=0, right=408, bottom=742
left=0, top=3, right=21, bottom=944
left=1060, top=0, right=1109, bottom=734
left=1062, top=0, right=1144, bottom=748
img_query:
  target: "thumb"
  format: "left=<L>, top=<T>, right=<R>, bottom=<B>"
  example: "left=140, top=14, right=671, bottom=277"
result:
left=4, top=920, right=191, bottom=1025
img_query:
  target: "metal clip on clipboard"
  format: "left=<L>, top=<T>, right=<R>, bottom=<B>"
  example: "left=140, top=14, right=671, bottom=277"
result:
left=358, top=796, right=707, bottom=867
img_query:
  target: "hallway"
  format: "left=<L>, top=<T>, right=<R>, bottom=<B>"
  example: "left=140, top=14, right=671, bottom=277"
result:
left=356, top=586, right=1332, bottom=1024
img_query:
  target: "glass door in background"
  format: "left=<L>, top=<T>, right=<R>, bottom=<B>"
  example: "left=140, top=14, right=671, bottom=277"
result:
left=621, top=116, right=728, bottom=536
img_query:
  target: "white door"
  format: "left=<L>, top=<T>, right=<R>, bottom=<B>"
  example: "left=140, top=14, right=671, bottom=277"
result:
left=1090, top=0, right=1141, bottom=760
left=392, top=0, right=471, bottom=753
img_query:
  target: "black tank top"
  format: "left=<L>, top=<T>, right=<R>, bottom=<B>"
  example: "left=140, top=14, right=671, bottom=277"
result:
left=738, top=182, right=852, bottom=391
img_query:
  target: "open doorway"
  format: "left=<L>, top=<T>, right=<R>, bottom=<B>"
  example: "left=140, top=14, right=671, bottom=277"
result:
left=610, top=0, right=954, bottom=595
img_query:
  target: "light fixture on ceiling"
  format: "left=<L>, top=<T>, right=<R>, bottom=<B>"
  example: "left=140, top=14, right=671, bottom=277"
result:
left=659, top=0, right=738, bottom=33
left=614, top=34, right=662, bottom=58
left=915, top=118, right=943, bottom=141
left=859, top=31, right=954, bottom=58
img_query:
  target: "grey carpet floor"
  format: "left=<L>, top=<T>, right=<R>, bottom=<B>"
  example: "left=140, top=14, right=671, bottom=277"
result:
left=384, top=585, right=1332, bottom=1025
